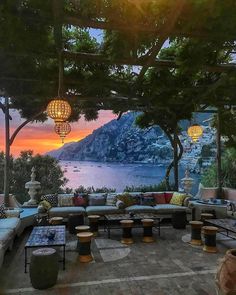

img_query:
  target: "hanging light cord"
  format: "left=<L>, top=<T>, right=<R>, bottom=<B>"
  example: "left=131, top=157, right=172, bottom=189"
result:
left=58, top=49, right=64, bottom=97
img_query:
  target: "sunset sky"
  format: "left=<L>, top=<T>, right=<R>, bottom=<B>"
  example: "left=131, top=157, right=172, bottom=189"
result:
left=0, top=109, right=116, bottom=157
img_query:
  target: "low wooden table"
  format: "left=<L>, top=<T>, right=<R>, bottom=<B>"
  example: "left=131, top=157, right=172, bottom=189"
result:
left=205, top=218, right=236, bottom=240
left=104, top=213, right=162, bottom=239
left=24, top=225, right=66, bottom=273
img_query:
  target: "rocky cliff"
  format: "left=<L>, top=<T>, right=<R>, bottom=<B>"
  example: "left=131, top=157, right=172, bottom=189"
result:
left=47, top=112, right=172, bottom=163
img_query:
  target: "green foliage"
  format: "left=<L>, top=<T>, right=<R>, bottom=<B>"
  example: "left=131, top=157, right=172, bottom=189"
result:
left=0, top=150, right=68, bottom=204
left=201, top=148, right=236, bottom=188
left=74, top=185, right=116, bottom=194
left=124, top=181, right=175, bottom=193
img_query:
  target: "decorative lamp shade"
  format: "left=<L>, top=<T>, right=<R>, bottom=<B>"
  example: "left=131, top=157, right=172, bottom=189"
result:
left=187, top=124, right=203, bottom=142
left=54, top=121, right=71, bottom=143
left=46, top=99, right=71, bottom=123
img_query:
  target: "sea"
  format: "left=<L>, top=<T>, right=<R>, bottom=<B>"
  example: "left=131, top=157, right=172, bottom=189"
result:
left=59, top=161, right=200, bottom=194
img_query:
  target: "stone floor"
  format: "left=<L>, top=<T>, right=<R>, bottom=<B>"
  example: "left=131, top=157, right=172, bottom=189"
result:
left=0, top=223, right=235, bottom=295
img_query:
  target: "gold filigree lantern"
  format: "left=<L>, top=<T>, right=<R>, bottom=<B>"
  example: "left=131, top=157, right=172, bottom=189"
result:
left=54, top=121, right=71, bottom=143
left=187, top=124, right=203, bottom=142
left=46, top=99, right=71, bottom=123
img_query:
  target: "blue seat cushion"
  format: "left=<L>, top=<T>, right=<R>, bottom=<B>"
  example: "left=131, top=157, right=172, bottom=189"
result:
left=86, top=206, right=124, bottom=215
left=0, top=217, right=21, bottom=235
left=125, top=205, right=155, bottom=213
left=154, top=204, right=188, bottom=214
left=49, top=206, right=85, bottom=218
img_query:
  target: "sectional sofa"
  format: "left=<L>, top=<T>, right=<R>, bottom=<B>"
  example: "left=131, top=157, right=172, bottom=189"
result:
left=40, top=191, right=192, bottom=220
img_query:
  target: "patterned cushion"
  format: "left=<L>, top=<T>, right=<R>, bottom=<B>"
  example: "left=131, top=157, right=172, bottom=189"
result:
left=117, top=193, right=136, bottom=208
left=39, top=200, right=52, bottom=211
left=0, top=204, right=6, bottom=219
left=73, top=196, right=87, bottom=207
left=89, top=195, right=107, bottom=206
left=140, top=195, right=155, bottom=206
left=165, top=192, right=174, bottom=203
left=58, top=194, right=74, bottom=207
left=153, top=193, right=166, bottom=204
left=106, top=194, right=117, bottom=206
left=170, top=192, right=187, bottom=206
left=41, top=194, right=58, bottom=207
left=116, top=199, right=125, bottom=209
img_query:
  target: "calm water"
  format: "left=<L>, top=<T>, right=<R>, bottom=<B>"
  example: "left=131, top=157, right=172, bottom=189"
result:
left=60, top=161, right=200, bottom=193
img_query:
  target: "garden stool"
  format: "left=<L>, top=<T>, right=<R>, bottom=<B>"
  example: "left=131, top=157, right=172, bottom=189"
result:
left=49, top=217, right=63, bottom=225
left=68, top=214, right=84, bottom=234
left=189, top=221, right=203, bottom=246
left=202, top=226, right=218, bottom=253
left=172, top=210, right=187, bottom=229
left=201, top=213, right=214, bottom=225
left=77, top=232, right=93, bottom=262
left=88, top=215, right=100, bottom=237
left=76, top=225, right=90, bottom=251
left=141, top=219, right=155, bottom=243
left=29, top=248, right=59, bottom=290
left=120, top=220, right=134, bottom=244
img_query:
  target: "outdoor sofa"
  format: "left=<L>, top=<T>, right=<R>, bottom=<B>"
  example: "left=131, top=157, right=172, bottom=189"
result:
left=0, top=194, right=22, bottom=268
left=39, top=191, right=192, bottom=220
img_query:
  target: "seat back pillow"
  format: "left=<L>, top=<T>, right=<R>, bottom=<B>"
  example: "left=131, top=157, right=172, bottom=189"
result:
left=58, top=194, right=74, bottom=207
left=165, top=192, right=174, bottom=203
left=153, top=192, right=166, bottom=204
left=41, top=194, right=58, bottom=207
left=170, top=192, right=187, bottom=206
left=106, top=193, right=117, bottom=206
left=89, top=194, right=107, bottom=206
left=117, top=193, right=136, bottom=208
left=140, top=194, right=155, bottom=206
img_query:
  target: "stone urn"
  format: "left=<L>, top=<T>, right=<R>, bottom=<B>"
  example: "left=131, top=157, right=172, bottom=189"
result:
left=24, top=167, right=41, bottom=206
left=181, top=168, right=194, bottom=195
left=215, top=249, right=236, bottom=295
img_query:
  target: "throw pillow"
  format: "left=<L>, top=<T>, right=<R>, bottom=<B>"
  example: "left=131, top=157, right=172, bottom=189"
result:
left=0, top=204, right=6, bottom=219
left=153, top=193, right=166, bottom=204
left=39, top=200, right=52, bottom=211
left=73, top=195, right=87, bottom=207
left=170, top=192, right=187, bottom=206
left=89, top=195, right=107, bottom=206
left=58, top=194, right=74, bottom=207
left=165, top=192, right=174, bottom=203
left=116, top=199, right=125, bottom=209
left=140, top=195, right=155, bottom=206
left=106, top=194, right=117, bottom=206
left=117, top=193, right=136, bottom=208
left=41, top=194, right=58, bottom=207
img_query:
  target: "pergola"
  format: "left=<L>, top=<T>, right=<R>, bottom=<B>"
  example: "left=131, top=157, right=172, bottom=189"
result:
left=1, top=0, right=236, bottom=204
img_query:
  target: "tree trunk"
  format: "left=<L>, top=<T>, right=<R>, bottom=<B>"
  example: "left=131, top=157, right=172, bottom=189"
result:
left=216, top=110, right=223, bottom=197
left=173, top=129, right=179, bottom=191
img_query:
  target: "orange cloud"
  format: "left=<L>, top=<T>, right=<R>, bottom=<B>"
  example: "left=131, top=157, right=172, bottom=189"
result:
left=0, top=110, right=116, bottom=157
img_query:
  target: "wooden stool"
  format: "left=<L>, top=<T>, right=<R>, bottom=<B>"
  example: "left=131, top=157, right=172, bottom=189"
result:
left=189, top=221, right=203, bottom=246
left=76, top=226, right=90, bottom=251
left=202, top=226, right=218, bottom=253
left=120, top=220, right=134, bottom=244
left=68, top=214, right=84, bottom=234
left=76, top=225, right=90, bottom=234
left=201, top=213, right=214, bottom=224
left=30, top=248, right=59, bottom=290
left=49, top=217, right=63, bottom=225
left=142, top=219, right=154, bottom=243
left=77, top=232, right=93, bottom=262
left=88, top=215, right=100, bottom=237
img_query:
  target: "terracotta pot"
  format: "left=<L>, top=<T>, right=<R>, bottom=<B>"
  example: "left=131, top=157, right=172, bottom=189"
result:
left=216, top=249, right=236, bottom=295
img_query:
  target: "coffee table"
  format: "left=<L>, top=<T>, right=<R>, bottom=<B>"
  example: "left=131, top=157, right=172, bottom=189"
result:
left=104, top=213, right=162, bottom=239
left=206, top=218, right=236, bottom=240
left=24, top=225, right=66, bottom=273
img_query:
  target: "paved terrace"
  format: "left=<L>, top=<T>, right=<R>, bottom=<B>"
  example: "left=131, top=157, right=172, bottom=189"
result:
left=0, top=224, right=235, bottom=295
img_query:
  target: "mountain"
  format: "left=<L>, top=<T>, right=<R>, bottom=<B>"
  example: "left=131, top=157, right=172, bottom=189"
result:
left=47, top=112, right=173, bottom=163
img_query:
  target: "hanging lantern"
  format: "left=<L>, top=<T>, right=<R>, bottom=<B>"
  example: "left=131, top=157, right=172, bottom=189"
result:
left=187, top=124, right=203, bottom=142
left=54, top=121, right=71, bottom=143
left=46, top=99, right=71, bottom=123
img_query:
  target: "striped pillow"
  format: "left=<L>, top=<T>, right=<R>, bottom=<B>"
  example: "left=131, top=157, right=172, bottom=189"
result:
left=0, top=204, right=6, bottom=219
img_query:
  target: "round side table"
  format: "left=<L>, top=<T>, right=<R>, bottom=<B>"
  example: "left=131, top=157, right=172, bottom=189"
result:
left=77, top=232, right=93, bottom=262
left=202, top=226, right=218, bottom=253
left=201, top=213, right=214, bottom=225
left=88, top=215, right=100, bottom=237
left=30, top=248, right=59, bottom=290
left=120, top=220, right=134, bottom=244
left=189, top=221, right=203, bottom=246
left=141, top=219, right=154, bottom=243
left=76, top=225, right=90, bottom=251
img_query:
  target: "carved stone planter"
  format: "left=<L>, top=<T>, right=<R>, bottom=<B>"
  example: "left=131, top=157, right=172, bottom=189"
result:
left=216, top=249, right=236, bottom=295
